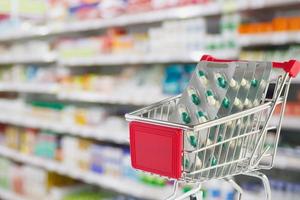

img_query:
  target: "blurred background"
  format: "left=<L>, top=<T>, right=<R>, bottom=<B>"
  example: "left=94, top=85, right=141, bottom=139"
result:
left=0, top=0, right=300, bottom=200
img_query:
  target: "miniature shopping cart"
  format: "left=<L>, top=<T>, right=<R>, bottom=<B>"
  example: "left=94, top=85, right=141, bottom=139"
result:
left=125, top=55, right=300, bottom=200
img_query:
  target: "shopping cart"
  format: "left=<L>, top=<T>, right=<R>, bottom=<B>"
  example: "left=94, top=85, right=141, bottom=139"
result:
left=125, top=55, right=300, bottom=200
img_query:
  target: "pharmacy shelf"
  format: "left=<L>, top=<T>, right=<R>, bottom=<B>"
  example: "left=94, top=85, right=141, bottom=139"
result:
left=0, top=54, right=56, bottom=64
left=0, top=3, right=220, bottom=42
left=292, top=76, right=300, bottom=84
left=0, top=113, right=128, bottom=145
left=271, top=116, right=300, bottom=130
left=0, top=0, right=300, bottom=42
left=274, top=153, right=300, bottom=171
left=0, top=188, right=25, bottom=200
left=0, top=83, right=167, bottom=105
left=239, top=31, right=300, bottom=47
left=59, top=50, right=238, bottom=66
left=57, top=91, right=169, bottom=106
left=0, top=83, right=58, bottom=94
left=0, top=146, right=173, bottom=200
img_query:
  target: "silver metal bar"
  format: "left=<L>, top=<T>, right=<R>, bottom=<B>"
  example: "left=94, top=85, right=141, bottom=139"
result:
left=249, top=73, right=290, bottom=166
left=268, top=78, right=291, bottom=168
left=229, top=115, right=252, bottom=175
left=219, top=119, right=239, bottom=177
left=225, top=178, right=243, bottom=200
left=243, top=171, right=271, bottom=200
left=187, top=158, right=248, bottom=176
left=186, top=128, right=263, bottom=154
left=160, top=105, right=164, bottom=120
left=197, top=128, right=211, bottom=178
left=128, top=95, right=181, bottom=116
left=165, top=181, right=179, bottom=200
left=212, top=123, right=229, bottom=178
left=193, top=103, right=272, bottom=131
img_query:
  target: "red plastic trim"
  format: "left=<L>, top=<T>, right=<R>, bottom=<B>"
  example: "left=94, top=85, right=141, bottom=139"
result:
left=200, top=54, right=300, bottom=77
left=129, top=121, right=183, bottom=179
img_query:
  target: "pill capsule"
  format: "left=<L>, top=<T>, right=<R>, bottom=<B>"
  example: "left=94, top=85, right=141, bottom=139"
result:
left=209, top=155, right=217, bottom=166
left=206, top=138, right=213, bottom=146
left=229, top=140, right=236, bottom=149
left=206, top=90, right=217, bottom=106
left=253, top=99, right=260, bottom=107
left=230, top=79, right=238, bottom=89
left=217, top=135, right=222, bottom=142
left=194, top=156, right=203, bottom=170
left=196, top=111, right=208, bottom=123
left=241, top=78, right=250, bottom=89
left=226, top=120, right=234, bottom=127
left=179, top=105, right=191, bottom=124
left=251, top=79, right=258, bottom=87
left=222, top=97, right=230, bottom=109
left=187, top=87, right=201, bottom=106
left=244, top=98, right=252, bottom=108
left=234, top=98, right=243, bottom=109
left=198, top=70, right=208, bottom=85
left=184, top=158, right=190, bottom=170
left=187, top=131, right=198, bottom=148
left=215, top=73, right=227, bottom=88
left=260, top=80, right=266, bottom=88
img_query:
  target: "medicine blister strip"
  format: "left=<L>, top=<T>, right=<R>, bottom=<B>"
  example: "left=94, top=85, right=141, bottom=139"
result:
left=171, top=61, right=240, bottom=173
left=222, top=61, right=272, bottom=176
left=207, top=62, right=248, bottom=178
left=171, top=59, right=273, bottom=177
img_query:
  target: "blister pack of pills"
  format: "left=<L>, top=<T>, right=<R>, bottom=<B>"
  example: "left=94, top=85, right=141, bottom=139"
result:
left=216, top=61, right=272, bottom=176
left=169, top=59, right=272, bottom=174
left=170, top=61, right=244, bottom=172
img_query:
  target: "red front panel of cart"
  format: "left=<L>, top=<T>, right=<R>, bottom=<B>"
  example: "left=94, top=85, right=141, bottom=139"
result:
left=129, top=121, right=183, bottom=179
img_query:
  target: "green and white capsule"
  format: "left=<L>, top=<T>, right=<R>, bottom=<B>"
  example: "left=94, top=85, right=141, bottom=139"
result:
left=251, top=79, right=258, bottom=87
left=178, top=105, right=191, bottom=124
left=187, top=87, right=201, bottom=106
left=206, top=90, right=218, bottom=106
left=222, top=97, right=230, bottom=109
left=187, top=131, right=198, bottom=148
left=198, top=70, right=208, bottom=85
left=209, top=155, right=217, bottom=166
left=196, top=111, right=208, bottom=123
left=215, top=73, right=227, bottom=89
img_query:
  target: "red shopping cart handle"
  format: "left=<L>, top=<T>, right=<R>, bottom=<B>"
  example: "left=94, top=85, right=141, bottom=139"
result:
left=201, top=54, right=300, bottom=78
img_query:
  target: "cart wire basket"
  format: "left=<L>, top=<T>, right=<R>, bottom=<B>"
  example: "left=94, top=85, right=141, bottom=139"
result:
left=125, top=55, right=300, bottom=200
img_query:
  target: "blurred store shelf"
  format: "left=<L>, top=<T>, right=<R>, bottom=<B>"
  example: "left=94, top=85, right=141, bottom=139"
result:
left=239, top=31, right=300, bottom=47
left=57, top=91, right=169, bottom=105
left=0, top=0, right=299, bottom=42
left=0, top=2, right=220, bottom=42
left=271, top=116, right=300, bottom=130
left=274, top=153, right=300, bottom=171
left=59, top=50, right=238, bottom=66
left=0, top=188, right=25, bottom=200
left=292, top=76, right=300, bottom=84
left=0, top=83, right=168, bottom=105
left=0, top=83, right=58, bottom=94
left=0, top=146, right=173, bottom=200
left=0, top=54, right=56, bottom=64
left=0, top=112, right=128, bottom=145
